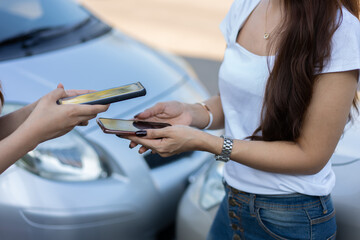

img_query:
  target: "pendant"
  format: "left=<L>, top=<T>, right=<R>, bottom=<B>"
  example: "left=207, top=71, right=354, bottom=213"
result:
left=264, top=33, right=269, bottom=40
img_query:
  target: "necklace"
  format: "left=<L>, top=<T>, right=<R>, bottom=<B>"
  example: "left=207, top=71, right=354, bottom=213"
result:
left=264, top=0, right=270, bottom=40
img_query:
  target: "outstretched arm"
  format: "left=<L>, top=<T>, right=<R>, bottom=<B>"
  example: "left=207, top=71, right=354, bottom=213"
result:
left=124, top=70, right=358, bottom=175
left=0, top=84, right=96, bottom=141
left=0, top=87, right=108, bottom=173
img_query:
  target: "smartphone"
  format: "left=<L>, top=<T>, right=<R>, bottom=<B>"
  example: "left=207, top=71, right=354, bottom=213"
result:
left=97, top=118, right=171, bottom=135
left=57, top=82, right=146, bottom=105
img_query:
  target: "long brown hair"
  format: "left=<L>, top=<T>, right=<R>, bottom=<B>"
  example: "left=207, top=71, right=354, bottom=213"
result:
left=250, top=0, right=359, bottom=141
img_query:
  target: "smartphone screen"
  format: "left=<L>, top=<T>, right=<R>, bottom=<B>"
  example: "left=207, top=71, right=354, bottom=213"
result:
left=58, top=82, right=146, bottom=105
left=97, top=118, right=171, bottom=135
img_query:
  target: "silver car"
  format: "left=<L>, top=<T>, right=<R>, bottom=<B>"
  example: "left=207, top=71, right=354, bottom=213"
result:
left=0, top=0, right=213, bottom=239
left=177, top=108, right=360, bottom=240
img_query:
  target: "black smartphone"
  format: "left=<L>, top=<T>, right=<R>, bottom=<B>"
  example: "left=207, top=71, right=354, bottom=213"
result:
left=97, top=118, right=171, bottom=135
left=57, top=82, right=146, bottom=105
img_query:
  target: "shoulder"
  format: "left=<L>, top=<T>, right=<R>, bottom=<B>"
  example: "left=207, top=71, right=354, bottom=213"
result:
left=334, top=7, right=360, bottom=41
left=322, top=7, right=360, bottom=79
left=223, top=0, right=260, bottom=21
left=220, top=0, right=260, bottom=44
left=339, top=7, right=360, bottom=29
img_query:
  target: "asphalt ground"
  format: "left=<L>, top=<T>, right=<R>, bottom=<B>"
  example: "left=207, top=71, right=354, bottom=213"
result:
left=80, top=0, right=233, bottom=95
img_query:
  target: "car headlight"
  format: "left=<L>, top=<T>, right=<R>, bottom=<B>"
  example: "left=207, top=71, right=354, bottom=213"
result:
left=199, top=161, right=225, bottom=210
left=2, top=102, right=109, bottom=181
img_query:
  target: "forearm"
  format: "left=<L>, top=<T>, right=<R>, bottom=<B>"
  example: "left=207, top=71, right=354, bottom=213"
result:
left=188, top=95, right=224, bottom=129
left=196, top=132, right=327, bottom=175
left=0, top=101, right=37, bottom=140
left=0, top=123, right=38, bottom=173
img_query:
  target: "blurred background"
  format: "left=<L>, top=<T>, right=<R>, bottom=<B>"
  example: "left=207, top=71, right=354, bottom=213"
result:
left=79, top=0, right=233, bottom=95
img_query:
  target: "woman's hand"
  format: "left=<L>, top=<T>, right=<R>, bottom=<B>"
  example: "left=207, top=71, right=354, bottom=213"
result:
left=129, top=97, right=225, bottom=152
left=22, top=86, right=109, bottom=145
left=122, top=125, right=206, bottom=157
left=134, top=101, right=193, bottom=126
left=130, top=101, right=195, bottom=152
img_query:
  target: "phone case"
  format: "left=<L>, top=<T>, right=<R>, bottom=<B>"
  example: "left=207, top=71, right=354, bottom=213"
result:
left=58, top=82, right=146, bottom=105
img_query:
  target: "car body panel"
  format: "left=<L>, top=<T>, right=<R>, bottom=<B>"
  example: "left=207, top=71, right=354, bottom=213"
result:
left=0, top=30, right=208, bottom=131
left=176, top=164, right=217, bottom=240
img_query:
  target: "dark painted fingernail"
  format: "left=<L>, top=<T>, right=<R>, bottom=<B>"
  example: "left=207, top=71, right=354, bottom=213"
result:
left=135, top=130, right=147, bottom=137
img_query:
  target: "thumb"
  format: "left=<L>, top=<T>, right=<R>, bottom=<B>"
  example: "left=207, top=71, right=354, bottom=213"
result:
left=143, top=127, right=169, bottom=139
left=50, top=87, right=68, bottom=102
left=57, top=83, right=64, bottom=89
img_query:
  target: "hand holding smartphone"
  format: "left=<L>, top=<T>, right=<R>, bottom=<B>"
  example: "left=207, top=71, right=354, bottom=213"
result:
left=97, top=118, right=171, bottom=136
left=57, top=82, right=146, bottom=105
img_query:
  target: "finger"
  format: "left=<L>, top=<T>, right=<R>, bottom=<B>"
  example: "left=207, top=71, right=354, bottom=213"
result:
left=129, top=141, right=138, bottom=149
left=74, top=115, right=97, bottom=125
left=125, top=136, right=162, bottom=151
left=69, top=104, right=109, bottom=116
left=57, top=83, right=64, bottom=89
left=77, top=121, right=89, bottom=127
left=50, top=87, right=68, bottom=101
left=159, top=153, right=172, bottom=158
left=139, top=146, right=148, bottom=154
left=143, top=128, right=170, bottom=139
left=127, top=128, right=169, bottom=143
left=65, top=89, right=96, bottom=97
left=134, top=102, right=165, bottom=119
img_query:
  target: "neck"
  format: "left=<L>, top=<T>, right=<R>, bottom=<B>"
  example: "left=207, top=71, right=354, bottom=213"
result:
left=269, top=0, right=283, bottom=8
left=266, top=0, right=284, bottom=21
left=268, top=0, right=283, bottom=13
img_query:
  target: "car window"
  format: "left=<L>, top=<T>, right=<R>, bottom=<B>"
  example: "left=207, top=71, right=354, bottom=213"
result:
left=0, top=0, right=89, bottom=43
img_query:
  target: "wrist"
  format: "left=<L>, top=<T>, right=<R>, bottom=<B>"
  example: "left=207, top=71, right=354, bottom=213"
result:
left=12, top=123, right=39, bottom=152
left=197, top=102, right=213, bottom=129
left=189, top=103, right=212, bottom=129
left=23, top=100, right=39, bottom=119
left=20, top=118, right=43, bottom=148
left=186, top=103, right=199, bottom=127
left=215, top=135, right=233, bottom=162
left=195, top=131, right=223, bottom=154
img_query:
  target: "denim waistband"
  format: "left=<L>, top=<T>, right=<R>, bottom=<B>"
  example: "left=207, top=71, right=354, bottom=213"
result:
left=225, top=182, right=331, bottom=212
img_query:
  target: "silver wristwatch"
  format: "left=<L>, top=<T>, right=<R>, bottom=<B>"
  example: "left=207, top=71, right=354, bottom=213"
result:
left=215, top=135, right=233, bottom=162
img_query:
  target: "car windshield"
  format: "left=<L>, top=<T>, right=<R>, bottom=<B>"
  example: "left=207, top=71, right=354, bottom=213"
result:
left=0, top=0, right=89, bottom=43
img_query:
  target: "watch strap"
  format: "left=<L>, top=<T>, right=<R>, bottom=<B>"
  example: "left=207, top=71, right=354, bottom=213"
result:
left=215, top=135, right=233, bottom=162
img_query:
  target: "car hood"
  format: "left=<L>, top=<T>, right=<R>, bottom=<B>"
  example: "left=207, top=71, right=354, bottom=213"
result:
left=0, top=30, right=192, bottom=132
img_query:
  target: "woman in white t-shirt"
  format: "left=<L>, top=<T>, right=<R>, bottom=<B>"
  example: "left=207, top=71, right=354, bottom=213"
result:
left=122, top=0, right=360, bottom=239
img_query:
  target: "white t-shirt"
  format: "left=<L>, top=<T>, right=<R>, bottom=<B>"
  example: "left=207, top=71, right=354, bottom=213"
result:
left=219, top=0, right=360, bottom=196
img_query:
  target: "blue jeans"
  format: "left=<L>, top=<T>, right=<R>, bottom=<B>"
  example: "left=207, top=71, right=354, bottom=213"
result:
left=207, top=182, right=336, bottom=240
